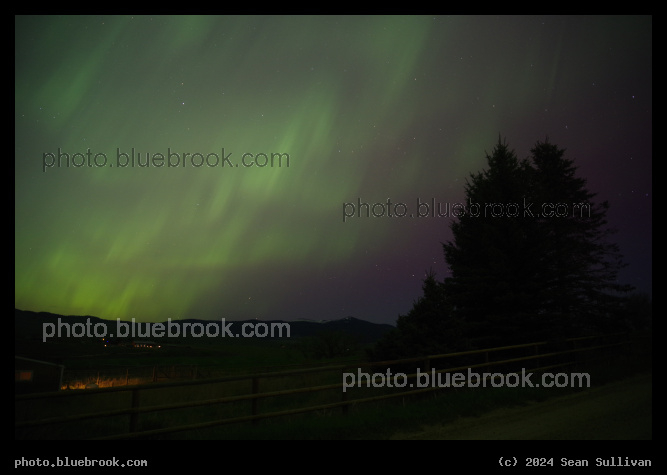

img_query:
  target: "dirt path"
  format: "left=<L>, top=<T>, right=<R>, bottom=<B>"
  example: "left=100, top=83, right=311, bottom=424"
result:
left=390, top=372, right=652, bottom=440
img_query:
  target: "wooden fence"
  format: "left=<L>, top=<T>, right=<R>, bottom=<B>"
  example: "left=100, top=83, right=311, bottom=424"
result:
left=15, top=332, right=641, bottom=440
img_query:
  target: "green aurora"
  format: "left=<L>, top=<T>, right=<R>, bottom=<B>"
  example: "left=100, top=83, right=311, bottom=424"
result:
left=15, top=16, right=651, bottom=323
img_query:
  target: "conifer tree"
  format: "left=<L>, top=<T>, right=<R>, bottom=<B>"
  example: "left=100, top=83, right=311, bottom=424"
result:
left=372, top=137, right=633, bottom=360
left=368, top=270, right=467, bottom=361
left=526, top=139, right=633, bottom=335
left=443, top=137, right=632, bottom=347
left=443, top=138, right=543, bottom=347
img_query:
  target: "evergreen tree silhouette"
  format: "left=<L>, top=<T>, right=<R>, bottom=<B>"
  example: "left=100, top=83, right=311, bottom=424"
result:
left=443, top=137, right=633, bottom=347
left=368, top=269, right=467, bottom=362
left=443, top=138, right=542, bottom=347
left=526, top=139, right=634, bottom=335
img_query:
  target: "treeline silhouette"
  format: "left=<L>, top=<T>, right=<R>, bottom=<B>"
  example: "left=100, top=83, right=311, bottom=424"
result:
left=369, top=137, right=651, bottom=362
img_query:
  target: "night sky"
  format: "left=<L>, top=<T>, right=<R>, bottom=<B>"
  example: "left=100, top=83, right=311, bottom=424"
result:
left=15, top=16, right=652, bottom=324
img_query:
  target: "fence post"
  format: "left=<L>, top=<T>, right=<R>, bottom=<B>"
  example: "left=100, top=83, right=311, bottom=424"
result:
left=251, top=377, right=260, bottom=425
left=341, top=371, right=349, bottom=415
left=129, top=388, right=140, bottom=433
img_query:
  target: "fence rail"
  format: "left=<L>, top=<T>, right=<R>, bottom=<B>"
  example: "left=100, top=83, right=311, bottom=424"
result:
left=15, top=332, right=642, bottom=440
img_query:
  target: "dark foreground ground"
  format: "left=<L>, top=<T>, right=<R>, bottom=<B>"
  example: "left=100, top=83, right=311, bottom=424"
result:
left=390, top=372, right=652, bottom=440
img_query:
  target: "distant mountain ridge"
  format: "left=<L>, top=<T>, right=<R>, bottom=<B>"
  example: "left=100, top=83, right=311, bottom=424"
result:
left=14, top=309, right=394, bottom=344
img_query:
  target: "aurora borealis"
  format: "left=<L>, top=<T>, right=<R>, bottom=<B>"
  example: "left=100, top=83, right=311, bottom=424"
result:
left=15, top=15, right=652, bottom=324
